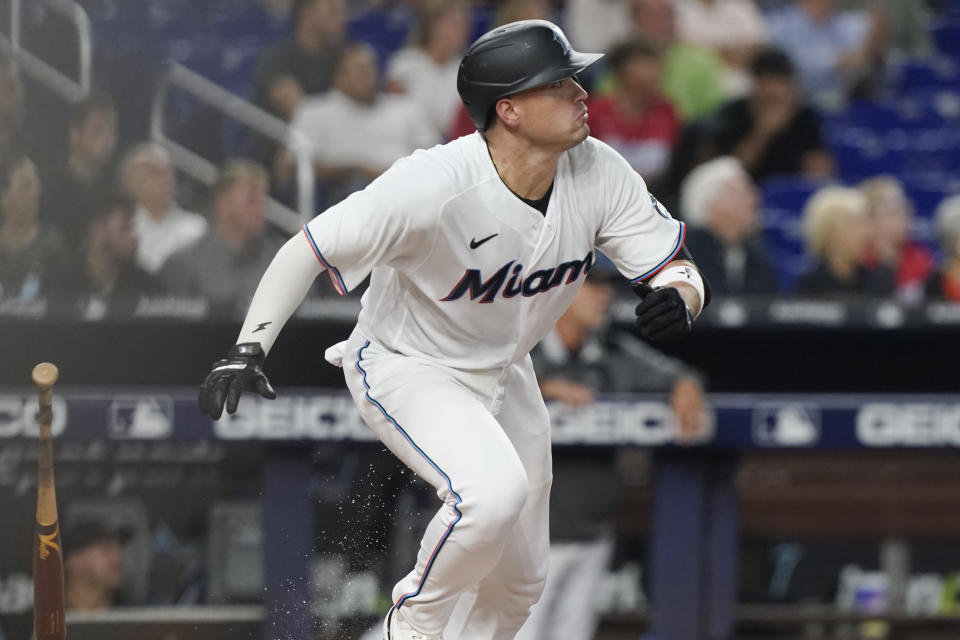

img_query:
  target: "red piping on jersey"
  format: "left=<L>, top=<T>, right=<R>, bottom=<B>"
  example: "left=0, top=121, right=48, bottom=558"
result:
left=302, top=225, right=347, bottom=296
left=630, top=221, right=686, bottom=283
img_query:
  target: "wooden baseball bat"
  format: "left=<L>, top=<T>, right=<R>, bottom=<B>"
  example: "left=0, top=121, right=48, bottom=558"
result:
left=32, top=362, right=66, bottom=640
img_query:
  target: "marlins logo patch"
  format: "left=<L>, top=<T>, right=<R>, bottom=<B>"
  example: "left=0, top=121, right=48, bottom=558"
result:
left=552, top=31, right=570, bottom=55
left=649, top=193, right=671, bottom=220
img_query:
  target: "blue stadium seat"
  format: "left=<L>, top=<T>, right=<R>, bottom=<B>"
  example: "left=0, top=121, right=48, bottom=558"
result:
left=889, top=56, right=960, bottom=93
left=348, top=9, right=415, bottom=69
left=931, top=19, right=960, bottom=58
left=828, top=132, right=906, bottom=182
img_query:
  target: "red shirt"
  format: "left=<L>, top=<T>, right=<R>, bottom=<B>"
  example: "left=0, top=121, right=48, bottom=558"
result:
left=896, top=242, right=934, bottom=289
left=586, top=95, right=679, bottom=178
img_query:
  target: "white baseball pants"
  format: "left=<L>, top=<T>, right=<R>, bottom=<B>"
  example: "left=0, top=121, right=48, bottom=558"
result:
left=334, top=330, right=552, bottom=639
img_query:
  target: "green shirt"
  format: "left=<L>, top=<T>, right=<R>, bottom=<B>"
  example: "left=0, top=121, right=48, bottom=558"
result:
left=596, top=42, right=726, bottom=122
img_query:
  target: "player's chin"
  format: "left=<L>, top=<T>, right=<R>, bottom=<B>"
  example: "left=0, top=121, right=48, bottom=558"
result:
left=571, top=123, right=590, bottom=145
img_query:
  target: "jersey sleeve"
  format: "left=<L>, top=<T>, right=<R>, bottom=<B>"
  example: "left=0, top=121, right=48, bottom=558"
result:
left=592, top=140, right=685, bottom=283
left=302, top=153, right=443, bottom=294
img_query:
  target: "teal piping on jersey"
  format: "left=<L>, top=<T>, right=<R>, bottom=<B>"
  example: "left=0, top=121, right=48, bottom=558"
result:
left=302, top=225, right=347, bottom=295
left=630, top=221, right=686, bottom=283
left=354, top=340, right=464, bottom=610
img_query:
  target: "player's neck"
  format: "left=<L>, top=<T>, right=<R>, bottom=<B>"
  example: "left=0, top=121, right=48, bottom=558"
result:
left=485, top=134, right=559, bottom=201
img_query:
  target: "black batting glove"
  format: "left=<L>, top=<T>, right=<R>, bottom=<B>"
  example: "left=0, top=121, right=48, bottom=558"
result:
left=633, top=282, right=693, bottom=341
left=199, top=343, right=277, bottom=420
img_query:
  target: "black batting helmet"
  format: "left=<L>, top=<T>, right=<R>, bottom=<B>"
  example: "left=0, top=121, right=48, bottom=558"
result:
left=457, top=20, right=604, bottom=131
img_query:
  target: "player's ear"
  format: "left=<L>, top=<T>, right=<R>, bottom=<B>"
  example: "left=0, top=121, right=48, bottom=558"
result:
left=494, top=97, right=520, bottom=130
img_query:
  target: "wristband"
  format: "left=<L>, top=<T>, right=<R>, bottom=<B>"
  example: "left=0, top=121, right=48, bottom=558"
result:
left=650, top=264, right=705, bottom=317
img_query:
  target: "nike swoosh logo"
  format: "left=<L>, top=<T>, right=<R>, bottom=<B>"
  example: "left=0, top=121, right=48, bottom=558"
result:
left=469, top=233, right=498, bottom=249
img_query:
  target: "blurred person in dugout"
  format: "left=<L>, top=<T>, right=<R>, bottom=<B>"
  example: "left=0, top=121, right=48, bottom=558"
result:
left=513, top=260, right=707, bottom=640
left=41, top=92, right=119, bottom=241
left=0, top=151, right=62, bottom=304
left=586, top=35, right=679, bottom=186
left=47, top=190, right=159, bottom=319
left=120, top=143, right=207, bottom=275
left=63, top=520, right=131, bottom=611
left=251, top=0, right=349, bottom=121
left=794, top=185, right=894, bottom=297
left=680, top=156, right=779, bottom=295
left=386, top=0, right=472, bottom=141
left=291, top=43, right=440, bottom=207
left=160, top=160, right=282, bottom=314
left=926, top=195, right=960, bottom=303
left=859, top=176, right=934, bottom=304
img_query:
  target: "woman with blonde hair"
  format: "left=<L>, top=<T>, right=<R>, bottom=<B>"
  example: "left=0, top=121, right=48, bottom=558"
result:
left=795, top=185, right=894, bottom=296
left=859, top=175, right=933, bottom=301
left=925, top=195, right=960, bottom=302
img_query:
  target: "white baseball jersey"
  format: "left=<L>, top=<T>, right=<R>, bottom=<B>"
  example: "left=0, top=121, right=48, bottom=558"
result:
left=303, top=132, right=684, bottom=371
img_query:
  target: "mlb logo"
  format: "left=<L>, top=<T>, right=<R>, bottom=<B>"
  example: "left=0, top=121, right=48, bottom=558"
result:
left=753, top=403, right=820, bottom=447
left=109, top=396, right=173, bottom=439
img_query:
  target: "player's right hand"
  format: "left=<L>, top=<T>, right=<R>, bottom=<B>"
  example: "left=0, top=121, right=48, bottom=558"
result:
left=198, top=343, right=276, bottom=420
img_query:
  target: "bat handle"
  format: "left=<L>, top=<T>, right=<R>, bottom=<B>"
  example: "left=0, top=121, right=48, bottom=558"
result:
left=32, top=362, right=66, bottom=640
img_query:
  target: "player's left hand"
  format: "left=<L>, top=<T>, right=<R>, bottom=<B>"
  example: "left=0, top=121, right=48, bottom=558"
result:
left=632, top=282, right=692, bottom=341
left=199, top=343, right=276, bottom=420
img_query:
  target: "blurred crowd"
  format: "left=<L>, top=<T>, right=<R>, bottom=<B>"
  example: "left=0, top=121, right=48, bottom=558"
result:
left=2, top=0, right=960, bottom=320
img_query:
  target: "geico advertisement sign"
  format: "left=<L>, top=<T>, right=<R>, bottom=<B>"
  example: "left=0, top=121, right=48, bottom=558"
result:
left=214, top=395, right=374, bottom=440
left=0, top=395, right=67, bottom=438
left=548, top=401, right=684, bottom=445
left=857, top=403, right=960, bottom=446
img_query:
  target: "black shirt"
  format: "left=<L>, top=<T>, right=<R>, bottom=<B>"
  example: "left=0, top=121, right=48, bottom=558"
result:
left=684, top=227, right=780, bottom=295
left=710, top=98, right=827, bottom=183
left=794, top=261, right=895, bottom=298
left=0, top=228, right=62, bottom=302
left=41, top=161, right=115, bottom=240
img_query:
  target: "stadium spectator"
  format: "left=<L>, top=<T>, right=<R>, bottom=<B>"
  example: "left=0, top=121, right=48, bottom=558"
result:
left=564, top=0, right=631, bottom=55
left=0, top=52, right=25, bottom=159
left=160, top=160, right=281, bottom=314
left=515, top=262, right=706, bottom=640
left=926, top=195, right=960, bottom=303
left=709, top=46, right=833, bottom=183
left=674, top=0, right=768, bottom=96
left=251, top=0, right=349, bottom=121
left=627, top=0, right=727, bottom=121
left=586, top=35, right=679, bottom=182
left=0, top=153, right=61, bottom=303
left=680, top=156, right=779, bottom=295
left=120, top=143, right=207, bottom=275
left=795, top=185, right=894, bottom=297
left=386, top=0, right=472, bottom=140
left=846, top=0, right=932, bottom=59
left=63, top=520, right=130, bottom=611
left=495, top=0, right=552, bottom=26
left=859, top=176, right=934, bottom=303
left=292, top=43, right=439, bottom=207
left=42, top=92, right=119, bottom=241
left=47, top=191, right=158, bottom=320
left=765, top=0, right=888, bottom=109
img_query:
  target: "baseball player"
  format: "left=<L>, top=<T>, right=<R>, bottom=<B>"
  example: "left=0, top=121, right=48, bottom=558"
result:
left=199, top=20, right=709, bottom=640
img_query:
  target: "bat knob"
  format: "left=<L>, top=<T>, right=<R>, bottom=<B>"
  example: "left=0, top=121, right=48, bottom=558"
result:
left=32, top=363, right=59, bottom=389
